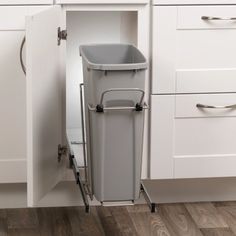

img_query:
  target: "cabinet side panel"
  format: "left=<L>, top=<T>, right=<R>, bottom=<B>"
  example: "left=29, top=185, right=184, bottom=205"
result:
left=152, top=6, right=177, bottom=94
left=150, top=95, right=175, bottom=179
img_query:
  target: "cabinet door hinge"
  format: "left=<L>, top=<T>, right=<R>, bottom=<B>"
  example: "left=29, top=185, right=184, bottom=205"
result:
left=58, top=27, right=67, bottom=46
left=58, top=144, right=68, bottom=162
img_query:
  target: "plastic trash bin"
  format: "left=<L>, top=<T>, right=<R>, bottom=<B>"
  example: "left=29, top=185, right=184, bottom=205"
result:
left=80, top=44, right=148, bottom=202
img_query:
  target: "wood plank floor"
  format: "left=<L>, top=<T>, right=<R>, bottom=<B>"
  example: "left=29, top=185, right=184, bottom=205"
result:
left=1, top=202, right=236, bottom=235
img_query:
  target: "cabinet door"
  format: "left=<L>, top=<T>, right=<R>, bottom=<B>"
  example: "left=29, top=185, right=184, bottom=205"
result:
left=150, top=94, right=236, bottom=179
left=0, top=31, right=26, bottom=183
left=0, top=6, right=49, bottom=184
left=26, top=6, right=64, bottom=206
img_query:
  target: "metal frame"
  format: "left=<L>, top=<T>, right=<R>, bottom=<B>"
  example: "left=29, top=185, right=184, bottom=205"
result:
left=88, top=103, right=149, bottom=112
left=140, top=182, right=157, bottom=213
left=88, top=87, right=148, bottom=112
left=68, top=84, right=155, bottom=213
left=100, top=88, right=145, bottom=106
left=80, top=83, right=89, bottom=185
left=69, top=154, right=90, bottom=213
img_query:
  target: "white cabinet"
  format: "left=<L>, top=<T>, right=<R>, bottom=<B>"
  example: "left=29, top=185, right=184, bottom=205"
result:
left=23, top=3, right=149, bottom=206
left=0, top=0, right=53, bottom=5
left=0, top=1, right=149, bottom=206
left=151, top=5, right=236, bottom=179
left=0, top=6, right=49, bottom=184
left=150, top=94, right=236, bottom=179
left=152, top=6, right=236, bottom=94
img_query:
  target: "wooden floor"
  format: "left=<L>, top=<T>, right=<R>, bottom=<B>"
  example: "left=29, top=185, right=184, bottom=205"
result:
left=1, top=202, right=236, bottom=235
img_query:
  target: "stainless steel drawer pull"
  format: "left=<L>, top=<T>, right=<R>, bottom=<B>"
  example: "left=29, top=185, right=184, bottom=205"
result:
left=202, top=16, right=236, bottom=21
left=196, top=103, right=236, bottom=109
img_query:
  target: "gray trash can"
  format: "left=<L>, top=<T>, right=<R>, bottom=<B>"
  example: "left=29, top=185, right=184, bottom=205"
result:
left=80, top=44, right=148, bottom=202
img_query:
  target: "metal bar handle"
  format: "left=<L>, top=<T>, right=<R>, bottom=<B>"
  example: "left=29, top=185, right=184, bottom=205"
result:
left=196, top=103, right=236, bottom=109
left=202, top=16, right=236, bottom=21
left=100, top=88, right=145, bottom=106
left=20, top=36, right=26, bottom=75
left=88, top=103, right=149, bottom=112
left=79, top=83, right=89, bottom=185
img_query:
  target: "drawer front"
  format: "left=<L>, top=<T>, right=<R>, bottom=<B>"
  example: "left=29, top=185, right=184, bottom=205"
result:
left=175, top=94, right=236, bottom=158
left=152, top=6, right=236, bottom=94
left=150, top=94, right=236, bottom=179
left=0, top=6, right=49, bottom=30
left=176, top=94, right=236, bottom=118
left=153, top=0, right=236, bottom=5
left=178, top=6, right=236, bottom=29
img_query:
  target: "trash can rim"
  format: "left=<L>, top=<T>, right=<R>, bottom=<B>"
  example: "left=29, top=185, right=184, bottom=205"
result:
left=79, top=43, right=148, bottom=71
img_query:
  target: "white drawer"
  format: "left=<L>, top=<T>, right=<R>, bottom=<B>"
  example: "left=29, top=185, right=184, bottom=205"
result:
left=0, top=6, right=49, bottom=30
left=153, top=0, right=236, bottom=5
left=150, top=94, right=236, bottom=179
left=176, top=94, right=236, bottom=118
left=152, top=6, right=236, bottom=94
left=178, top=6, right=236, bottom=29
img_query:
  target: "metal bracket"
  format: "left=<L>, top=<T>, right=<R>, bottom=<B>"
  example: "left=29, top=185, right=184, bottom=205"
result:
left=140, top=182, right=157, bottom=213
left=58, top=144, right=67, bottom=162
left=70, top=154, right=90, bottom=213
left=58, top=27, right=67, bottom=46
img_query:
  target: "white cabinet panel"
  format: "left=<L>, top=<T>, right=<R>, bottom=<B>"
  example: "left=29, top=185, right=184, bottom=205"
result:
left=0, top=0, right=53, bottom=5
left=176, top=69, right=236, bottom=94
left=151, top=94, right=236, bottom=179
left=0, top=6, right=48, bottom=183
left=0, top=160, right=26, bottom=183
left=178, top=6, right=236, bottom=29
left=56, top=0, right=148, bottom=4
left=153, top=0, right=236, bottom=5
left=152, top=6, right=236, bottom=94
left=0, top=7, right=49, bottom=30
left=0, top=32, right=26, bottom=162
left=152, top=6, right=177, bottom=94
left=150, top=95, right=175, bottom=179
left=26, top=6, right=64, bottom=207
left=175, top=155, right=236, bottom=178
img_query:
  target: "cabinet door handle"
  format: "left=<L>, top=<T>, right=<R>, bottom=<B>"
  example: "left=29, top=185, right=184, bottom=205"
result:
left=196, top=103, right=236, bottom=109
left=201, top=16, right=236, bottom=21
left=20, top=36, right=26, bottom=75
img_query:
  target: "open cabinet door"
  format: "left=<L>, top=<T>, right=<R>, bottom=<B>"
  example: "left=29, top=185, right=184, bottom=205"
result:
left=26, top=6, right=65, bottom=206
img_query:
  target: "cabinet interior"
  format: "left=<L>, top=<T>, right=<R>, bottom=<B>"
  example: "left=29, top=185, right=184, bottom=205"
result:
left=66, top=11, right=138, bottom=134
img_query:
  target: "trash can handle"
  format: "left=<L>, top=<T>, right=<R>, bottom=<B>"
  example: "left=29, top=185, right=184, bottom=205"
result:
left=88, top=102, right=149, bottom=112
left=99, top=88, right=145, bottom=106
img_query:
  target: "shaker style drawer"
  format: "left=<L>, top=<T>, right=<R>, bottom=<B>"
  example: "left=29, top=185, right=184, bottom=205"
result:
left=152, top=6, right=236, bottom=94
left=178, top=6, right=236, bottom=29
left=176, top=93, right=236, bottom=118
left=150, top=94, right=236, bottom=179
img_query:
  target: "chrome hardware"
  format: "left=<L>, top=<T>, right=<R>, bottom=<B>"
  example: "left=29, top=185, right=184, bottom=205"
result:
left=201, top=16, right=236, bottom=21
left=20, top=36, right=26, bottom=75
left=71, top=141, right=84, bottom=145
left=100, top=88, right=145, bottom=106
left=80, top=83, right=89, bottom=186
left=88, top=102, right=149, bottom=112
left=58, top=27, right=67, bottom=45
left=196, top=103, right=236, bottom=109
left=58, top=144, right=67, bottom=162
